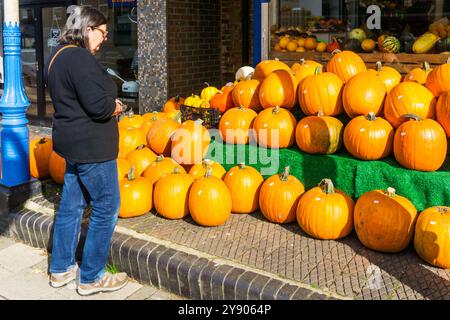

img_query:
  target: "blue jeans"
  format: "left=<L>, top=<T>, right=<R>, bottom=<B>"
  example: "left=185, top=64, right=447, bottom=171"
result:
left=49, top=159, right=120, bottom=284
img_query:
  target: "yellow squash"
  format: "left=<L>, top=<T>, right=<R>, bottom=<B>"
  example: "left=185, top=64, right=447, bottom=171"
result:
left=412, top=33, right=440, bottom=54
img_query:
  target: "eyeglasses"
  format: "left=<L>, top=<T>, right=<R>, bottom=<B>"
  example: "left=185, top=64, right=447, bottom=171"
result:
left=93, top=27, right=108, bottom=39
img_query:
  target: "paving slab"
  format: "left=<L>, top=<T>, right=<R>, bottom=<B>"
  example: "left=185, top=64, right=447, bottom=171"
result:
left=0, top=243, right=47, bottom=274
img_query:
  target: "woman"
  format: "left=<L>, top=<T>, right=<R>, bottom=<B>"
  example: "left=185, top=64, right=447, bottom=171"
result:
left=44, top=5, right=127, bottom=296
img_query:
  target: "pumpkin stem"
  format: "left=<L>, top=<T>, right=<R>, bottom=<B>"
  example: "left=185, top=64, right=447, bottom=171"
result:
left=423, top=61, right=430, bottom=71
left=224, top=82, right=234, bottom=87
left=128, top=109, right=135, bottom=118
left=367, top=112, right=377, bottom=121
left=331, top=49, right=342, bottom=55
left=173, top=166, right=181, bottom=174
left=238, top=163, right=246, bottom=169
left=447, top=57, right=450, bottom=64
left=205, top=166, right=213, bottom=178
left=319, top=178, right=335, bottom=194
left=272, top=106, right=280, bottom=114
left=136, top=144, right=146, bottom=150
left=38, top=137, right=47, bottom=144
left=375, top=61, right=383, bottom=72
left=204, top=82, right=210, bottom=88
left=386, top=187, right=396, bottom=197
left=127, top=166, right=136, bottom=181
left=174, top=111, right=182, bottom=122
left=314, top=66, right=323, bottom=75
left=280, top=166, right=290, bottom=182
left=402, top=114, right=421, bottom=121
left=274, top=57, right=280, bottom=61
left=195, top=119, right=204, bottom=126
left=151, top=116, right=158, bottom=122
left=156, top=155, right=165, bottom=162
left=202, top=159, right=213, bottom=169
left=244, top=73, right=254, bottom=81
left=436, top=207, right=449, bottom=213
left=317, top=110, right=325, bottom=117
left=300, top=58, right=306, bottom=65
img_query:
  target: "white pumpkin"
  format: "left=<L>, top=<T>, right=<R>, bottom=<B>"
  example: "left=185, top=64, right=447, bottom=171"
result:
left=235, top=66, right=255, bottom=81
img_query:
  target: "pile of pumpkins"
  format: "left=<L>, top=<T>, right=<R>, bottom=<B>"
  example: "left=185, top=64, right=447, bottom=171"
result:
left=273, top=34, right=327, bottom=53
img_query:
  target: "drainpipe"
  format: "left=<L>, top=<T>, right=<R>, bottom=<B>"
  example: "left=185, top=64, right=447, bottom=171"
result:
left=253, top=0, right=270, bottom=66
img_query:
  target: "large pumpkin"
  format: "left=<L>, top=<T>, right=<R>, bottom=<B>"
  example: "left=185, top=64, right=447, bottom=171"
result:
left=291, top=58, right=322, bottom=82
left=436, top=91, right=450, bottom=137
left=153, top=167, right=194, bottom=220
left=297, top=66, right=343, bottom=116
left=171, top=119, right=210, bottom=165
left=253, top=106, right=297, bottom=149
left=342, top=71, right=387, bottom=118
left=259, top=166, right=305, bottom=224
left=414, top=206, right=450, bottom=269
left=384, top=82, right=436, bottom=128
left=404, top=61, right=432, bottom=85
left=425, top=58, right=450, bottom=97
left=393, top=115, right=447, bottom=172
left=117, top=158, right=131, bottom=181
left=142, top=155, right=185, bottom=185
left=118, top=126, right=147, bottom=158
left=146, top=117, right=180, bottom=156
left=118, top=110, right=145, bottom=129
left=223, top=163, right=264, bottom=214
left=231, top=78, right=262, bottom=112
left=209, top=83, right=235, bottom=113
left=219, top=106, right=257, bottom=145
left=188, top=167, right=232, bottom=227
left=295, top=112, right=343, bottom=154
left=140, top=115, right=160, bottom=137
left=142, top=111, right=166, bottom=122
left=125, top=145, right=157, bottom=177
left=343, top=112, right=394, bottom=160
left=259, top=69, right=299, bottom=110
left=354, top=188, right=418, bottom=253
left=29, top=137, right=53, bottom=179
left=367, top=61, right=401, bottom=92
left=189, top=159, right=226, bottom=180
left=49, top=151, right=66, bottom=185
left=296, top=179, right=354, bottom=240
left=118, top=167, right=153, bottom=218
left=326, top=49, right=367, bottom=84
left=253, top=58, right=291, bottom=81
left=163, top=96, right=185, bottom=113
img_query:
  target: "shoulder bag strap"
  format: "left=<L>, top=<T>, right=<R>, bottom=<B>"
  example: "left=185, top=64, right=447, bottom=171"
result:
left=47, top=44, right=78, bottom=75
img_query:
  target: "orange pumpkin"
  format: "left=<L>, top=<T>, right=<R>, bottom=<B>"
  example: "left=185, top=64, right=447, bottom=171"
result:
left=118, top=110, right=145, bottom=129
left=354, top=188, right=418, bottom=253
left=252, top=58, right=291, bottom=81
left=164, top=110, right=182, bottom=123
left=163, top=95, right=185, bottom=113
left=295, top=112, right=343, bottom=154
left=259, top=69, right=299, bottom=110
left=49, top=151, right=66, bottom=185
left=119, top=167, right=153, bottom=218
left=259, top=166, right=305, bottom=224
left=219, top=106, right=257, bottom=145
left=188, top=167, right=232, bottom=227
left=326, top=49, right=367, bottom=84
left=29, top=137, right=53, bottom=179
left=117, top=158, right=131, bottom=181
left=436, top=91, right=450, bottom=137
left=142, top=111, right=166, bottom=122
left=125, top=145, right=157, bottom=177
left=118, top=126, right=147, bottom=158
left=393, top=115, right=447, bottom=172
left=296, top=179, right=354, bottom=240
left=140, top=116, right=159, bottom=137
left=231, top=79, right=262, bottom=112
left=291, top=58, right=322, bottom=82
left=404, top=61, right=432, bottom=85
left=253, top=106, right=297, bottom=149
left=304, top=37, right=317, bottom=50
left=209, top=83, right=235, bottom=113
left=367, top=61, right=401, bottom=92
left=343, top=112, right=394, bottom=160
left=414, top=206, right=450, bottom=269
left=223, top=163, right=264, bottom=214
left=142, top=155, right=186, bottom=185
left=171, top=119, right=210, bottom=165
left=189, top=159, right=226, bottom=180
left=146, top=117, right=180, bottom=156
left=425, top=58, right=450, bottom=97
left=153, top=167, right=194, bottom=220
left=342, top=71, right=387, bottom=118
left=384, top=82, right=436, bottom=128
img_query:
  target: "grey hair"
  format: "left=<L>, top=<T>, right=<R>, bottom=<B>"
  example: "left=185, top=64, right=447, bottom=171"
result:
left=59, top=5, right=107, bottom=48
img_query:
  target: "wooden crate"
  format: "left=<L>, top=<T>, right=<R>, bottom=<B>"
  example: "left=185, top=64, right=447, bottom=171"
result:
left=270, top=51, right=450, bottom=75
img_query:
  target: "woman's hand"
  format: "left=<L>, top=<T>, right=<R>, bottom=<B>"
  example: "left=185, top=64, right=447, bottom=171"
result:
left=112, top=99, right=124, bottom=116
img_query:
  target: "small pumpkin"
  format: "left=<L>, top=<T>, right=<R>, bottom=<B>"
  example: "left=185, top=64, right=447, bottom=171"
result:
left=29, top=137, right=53, bottom=179
left=367, top=61, right=402, bottom=92
left=223, top=163, right=264, bottom=214
left=163, top=95, right=185, bottom=113
left=315, top=42, right=327, bottom=52
left=117, top=158, right=131, bottom=181
left=142, top=155, right=186, bottom=185
left=140, top=115, right=159, bottom=137
left=384, top=82, right=436, bottom=128
left=361, top=38, right=376, bottom=52
left=219, top=106, right=258, bottom=145
left=252, top=58, right=291, bottom=81
left=295, top=112, right=343, bottom=154
left=118, top=110, right=145, bottom=129
left=200, top=82, right=219, bottom=102
left=49, top=151, right=66, bottom=185
left=189, top=159, right=226, bottom=180
left=304, top=37, right=317, bottom=50
left=118, top=126, right=147, bottom=158
left=382, top=36, right=400, bottom=53
left=259, top=69, right=299, bottom=110
left=146, top=117, right=180, bottom=156
left=425, top=58, right=450, bottom=97
left=326, top=49, right=367, bottom=84
left=188, top=167, right=232, bottom=227
left=119, top=166, right=153, bottom=218
left=354, top=187, right=418, bottom=253
left=291, top=58, right=322, bottom=82
left=125, top=144, right=157, bottom=177
left=184, top=94, right=201, bottom=107
left=343, top=112, right=394, bottom=160
left=209, top=83, right=235, bottom=113
left=414, top=206, right=450, bottom=269
left=296, top=179, right=354, bottom=240
left=259, top=166, right=305, bottom=224
left=235, top=66, right=255, bottom=81
left=326, top=37, right=341, bottom=53
left=153, top=167, right=194, bottom=220
left=253, top=106, right=297, bottom=149
left=403, top=61, right=432, bottom=85
left=231, top=78, right=262, bottom=111
left=393, top=114, right=447, bottom=172
left=286, top=40, right=298, bottom=52
left=171, top=119, right=211, bottom=165
left=436, top=91, right=450, bottom=137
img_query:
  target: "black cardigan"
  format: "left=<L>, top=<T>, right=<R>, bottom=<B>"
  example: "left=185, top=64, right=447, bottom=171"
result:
left=44, top=44, right=119, bottom=163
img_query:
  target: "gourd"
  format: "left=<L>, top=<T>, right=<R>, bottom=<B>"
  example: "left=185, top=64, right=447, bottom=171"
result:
left=29, top=137, right=53, bottom=179
left=119, top=167, right=153, bottom=218
left=412, top=32, right=440, bottom=54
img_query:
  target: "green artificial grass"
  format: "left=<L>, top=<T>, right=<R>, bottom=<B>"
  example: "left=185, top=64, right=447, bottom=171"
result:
left=205, top=140, right=450, bottom=212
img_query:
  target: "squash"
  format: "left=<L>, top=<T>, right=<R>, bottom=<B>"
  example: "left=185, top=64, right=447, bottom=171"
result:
left=163, top=96, right=184, bottom=113
left=436, top=91, right=450, bottom=137
left=403, top=61, right=432, bottom=85
left=436, top=37, right=450, bottom=53
left=382, top=36, right=400, bottom=53
left=235, top=66, right=255, bottom=81
left=29, top=137, right=53, bottom=179
left=361, top=38, right=376, bottom=52
left=49, top=151, right=66, bottom=185
left=146, top=117, right=180, bottom=156
left=200, top=82, right=219, bottom=102
left=142, top=155, right=185, bottom=185
left=117, top=158, right=131, bottom=181
left=259, top=69, right=299, bottom=110
left=118, top=110, right=145, bottom=129
left=253, top=58, right=291, bottom=81
left=118, top=126, right=147, bottom=159
left=304, top=37, right=317, bottom=50
left=189, top=159, right=226, bottom=180
left=326, top=37, right=341, bottom=53
left=231, top=78, right=262, bottom=111
left=412, top=32, right=440, bottom=54
left=342, top=39, right=361, bottom=52
left=209, top=83, right=235, bottom=113
left=184, top=94, right=201, bottom=107
left=425, top=58, right=450, bottom=97
left=219, top=106, right=258, bottom=145
left=367, top=61, right=401, bottom=92
left=291, top=58, right=322, bottom=82
left=125, top=145, right=157, bottom=177
left=170, top=119, right=210, bottom=165
left=326, top=50, right=367, bottom=84
left=118, top=167, right=153, bottom=218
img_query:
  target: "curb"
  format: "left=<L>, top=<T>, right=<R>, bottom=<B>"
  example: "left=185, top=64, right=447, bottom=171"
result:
left=1, top=207, right=344, bottom=300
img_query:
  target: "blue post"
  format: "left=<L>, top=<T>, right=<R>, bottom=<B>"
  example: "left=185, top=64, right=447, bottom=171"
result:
left=0, top=5, right=31, bottom=186
left=253, top=0, right=270, bottom=66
